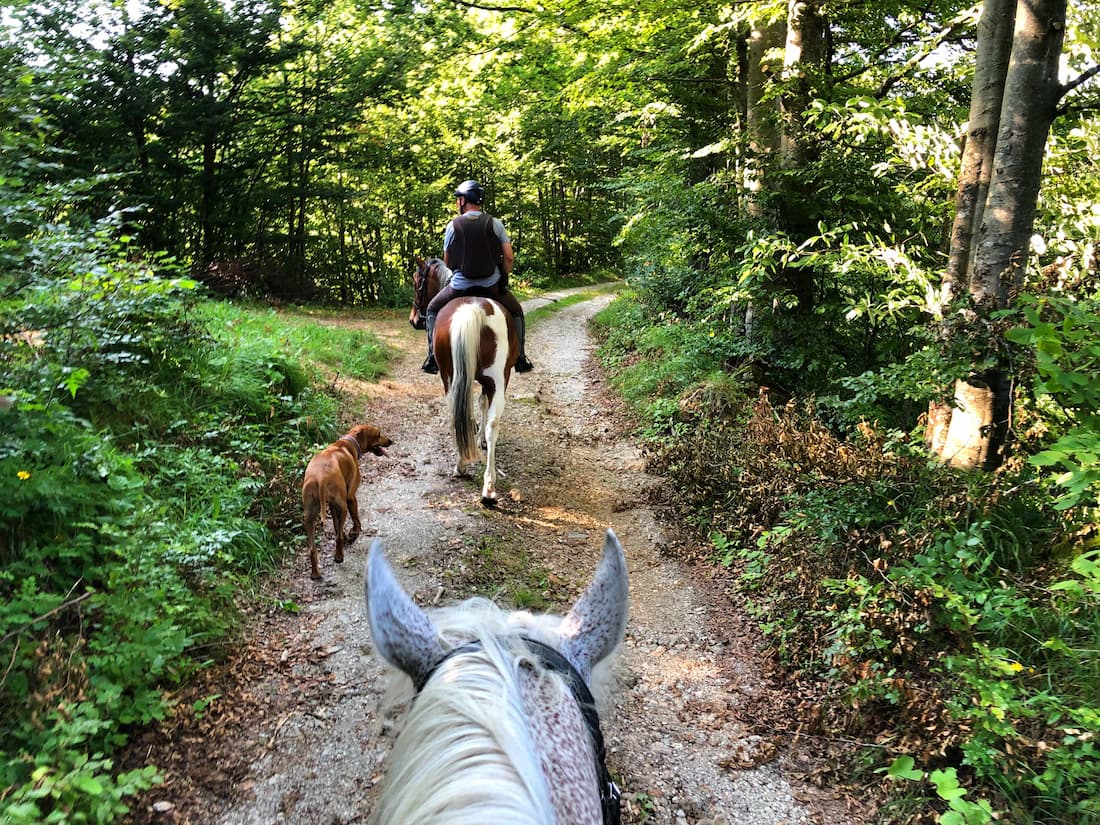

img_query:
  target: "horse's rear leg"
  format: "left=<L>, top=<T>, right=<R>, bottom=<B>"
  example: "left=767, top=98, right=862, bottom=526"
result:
left=480, top=388, right=505, bottom=507
left=477, top=391, right=489, bottom=451
left=455, top=384, right=480, bottom=478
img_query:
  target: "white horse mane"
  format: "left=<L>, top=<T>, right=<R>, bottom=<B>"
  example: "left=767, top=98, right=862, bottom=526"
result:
left=371, top=597, right=612, bottom=825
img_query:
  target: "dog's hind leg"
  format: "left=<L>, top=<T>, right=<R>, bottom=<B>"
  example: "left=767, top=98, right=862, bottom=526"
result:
left=304, top=493, right=322, bottom=580
left=346, top=495, right=362, bottom=546
left=306, top=526, right=321, bottom=580
left=329, top=501, right=347, bottom=564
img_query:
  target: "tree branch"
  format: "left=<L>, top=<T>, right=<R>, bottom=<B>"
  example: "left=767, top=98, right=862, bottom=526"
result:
left=448, top=0, right=538, bottom=14
left=1059, top=63, right=1100, bottom=101
left=0, top=589, right=91, bottom=649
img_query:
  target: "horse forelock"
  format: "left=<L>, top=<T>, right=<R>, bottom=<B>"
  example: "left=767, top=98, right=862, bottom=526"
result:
left=372, top=599, right=607, bottom=825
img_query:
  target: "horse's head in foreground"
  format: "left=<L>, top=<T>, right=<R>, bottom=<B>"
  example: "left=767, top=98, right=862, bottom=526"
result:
left=365, top=530, right=629, bottom=825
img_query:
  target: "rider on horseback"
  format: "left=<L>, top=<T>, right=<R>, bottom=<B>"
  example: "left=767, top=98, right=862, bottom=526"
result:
left=421, top=180, right=534, bottom=374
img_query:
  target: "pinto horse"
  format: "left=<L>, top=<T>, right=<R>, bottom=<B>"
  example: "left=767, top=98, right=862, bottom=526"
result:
left=410, top=257, right=519, bottom=506
left=365, top=530, right=628, bottom=825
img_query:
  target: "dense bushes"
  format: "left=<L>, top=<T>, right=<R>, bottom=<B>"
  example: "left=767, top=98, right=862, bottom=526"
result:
left=593, top=291, right=1099, bottom=824
left=0, top=198, right=387, bottom=821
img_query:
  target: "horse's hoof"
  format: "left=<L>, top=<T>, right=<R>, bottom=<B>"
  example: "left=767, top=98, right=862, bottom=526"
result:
left=481, top=496, right=498, bottom=509
left=311, top=572, right=322, bottom=580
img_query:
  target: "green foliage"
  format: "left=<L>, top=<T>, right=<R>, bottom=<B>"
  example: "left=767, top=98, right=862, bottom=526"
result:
left=593, top=291, right=737, bottom=439
left=1006, top=293, right=1100, bottom=510
left=600, top=285, right=1099, bottom=824
left=197, top=303, right=391, bottom=384
left=885, top=758, right=994, bottom=825
left=0, top=164, right=368, bottom=821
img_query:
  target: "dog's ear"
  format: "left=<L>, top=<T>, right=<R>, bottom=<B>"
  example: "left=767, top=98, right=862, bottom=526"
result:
left=559, top=530, right=629, bottom=683
left=366, top=539, right=443, bottom=683
left=356, top=425, right=390, bottom=455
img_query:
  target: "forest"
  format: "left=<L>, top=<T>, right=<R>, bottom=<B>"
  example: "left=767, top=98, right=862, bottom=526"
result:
left=1, top=0, right=1098, bottom=822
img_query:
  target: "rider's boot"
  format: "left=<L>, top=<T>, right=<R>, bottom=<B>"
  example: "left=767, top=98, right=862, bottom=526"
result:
left=513, top=312, right=534, bottom=373
left=421, top=312, right=438, bottom=374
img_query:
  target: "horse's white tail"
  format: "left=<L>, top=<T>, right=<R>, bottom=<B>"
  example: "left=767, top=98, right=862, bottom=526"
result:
left=448, top=304, right=482, bottom=465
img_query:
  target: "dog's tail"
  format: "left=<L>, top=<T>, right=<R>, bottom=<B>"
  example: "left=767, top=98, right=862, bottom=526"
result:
left=448, top=303, right=482, bottom=465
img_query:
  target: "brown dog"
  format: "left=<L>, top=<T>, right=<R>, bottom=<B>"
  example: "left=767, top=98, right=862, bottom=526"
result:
left=302, top=424, right=392, bottom=579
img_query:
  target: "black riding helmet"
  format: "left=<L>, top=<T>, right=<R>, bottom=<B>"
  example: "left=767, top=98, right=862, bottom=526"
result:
left=454, top=179, right=485, bottom=205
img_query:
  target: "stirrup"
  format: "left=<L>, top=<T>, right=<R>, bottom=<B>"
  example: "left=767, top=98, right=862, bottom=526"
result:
left=421, top=353, right=438, bottom=374
left=515, top=355, right=534, bottom=373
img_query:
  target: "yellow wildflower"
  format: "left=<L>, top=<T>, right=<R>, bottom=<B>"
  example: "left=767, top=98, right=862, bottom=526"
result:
left=17, top=470, right=31, bottom=480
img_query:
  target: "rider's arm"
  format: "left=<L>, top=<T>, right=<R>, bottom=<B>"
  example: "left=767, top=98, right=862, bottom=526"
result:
left=442, top=221, right=455, bottom=269
left=501, top=241, right=514, bottom=277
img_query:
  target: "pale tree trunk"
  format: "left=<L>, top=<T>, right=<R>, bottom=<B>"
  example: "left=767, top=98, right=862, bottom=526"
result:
left=777, top=0, right=827, bottom=312
left=941, top=0, right=1016, bottom=300
left=779, top=0, right=826, bottom=179
left=745, top=16, right=784, bottom=217
left=742, top=15, right=786, bottom=339
left=927, top=0, right=1016, bottom=455
left=929, top=0, right=1067, bottom=470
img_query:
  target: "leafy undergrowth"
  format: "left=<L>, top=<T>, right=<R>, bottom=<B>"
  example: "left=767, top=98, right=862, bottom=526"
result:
left=592, top=293, right=1100, bottom=825
left=0, top=222, right=390, bottom=824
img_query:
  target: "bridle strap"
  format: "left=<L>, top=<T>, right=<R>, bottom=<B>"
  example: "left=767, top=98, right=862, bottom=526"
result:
left=414, top=637, right=621, bottom=825
left=415, top=258, right=437, bottom=312
left=522, top=638, right=622, bottom=825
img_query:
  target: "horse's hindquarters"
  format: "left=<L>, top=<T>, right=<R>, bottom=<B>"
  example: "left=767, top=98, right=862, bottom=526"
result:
left=436, top=298, right=514, bottom=506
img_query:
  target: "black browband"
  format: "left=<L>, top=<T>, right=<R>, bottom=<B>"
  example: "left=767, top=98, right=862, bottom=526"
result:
left=414, top=636, right=621, bottom=825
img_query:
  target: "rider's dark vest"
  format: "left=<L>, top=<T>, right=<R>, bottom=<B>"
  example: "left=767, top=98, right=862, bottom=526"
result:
left=448, top=212, right=503, bottom=281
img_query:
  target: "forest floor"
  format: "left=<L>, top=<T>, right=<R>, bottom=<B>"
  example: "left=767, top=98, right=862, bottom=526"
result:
left=122, top=288, right=872, bottom=825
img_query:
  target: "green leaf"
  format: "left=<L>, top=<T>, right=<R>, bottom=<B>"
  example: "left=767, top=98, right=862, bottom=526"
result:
left=885, top=755, right=924, bottom=781
left=63, top=368, right=91, bottom=399
left=71, top=774, right=106, bottom=795
left=1031, top=450, right=1065, bottom=467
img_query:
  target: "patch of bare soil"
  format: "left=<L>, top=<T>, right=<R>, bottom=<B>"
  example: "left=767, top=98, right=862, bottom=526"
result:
left=122, top=290, right=871, bottom=825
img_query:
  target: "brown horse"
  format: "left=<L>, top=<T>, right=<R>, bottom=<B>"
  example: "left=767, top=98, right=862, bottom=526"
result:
left=411, top=258, right=519, bottom=506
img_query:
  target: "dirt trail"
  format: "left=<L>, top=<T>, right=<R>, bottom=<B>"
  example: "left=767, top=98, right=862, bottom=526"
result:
left=127, top=290, right=866, bottom=825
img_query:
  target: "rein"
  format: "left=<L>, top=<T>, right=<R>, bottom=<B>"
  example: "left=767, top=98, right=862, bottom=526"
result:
left=415, top=637, right=622, bottom=825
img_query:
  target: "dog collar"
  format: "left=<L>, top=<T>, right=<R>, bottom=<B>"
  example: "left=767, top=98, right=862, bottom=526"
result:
left=339, top=434, right=362, bottom=459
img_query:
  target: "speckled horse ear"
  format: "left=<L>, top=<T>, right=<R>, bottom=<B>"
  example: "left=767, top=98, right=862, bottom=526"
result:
left=366, top=539, right=444, bottom=684
left=559, top=530, right=629, bottom=683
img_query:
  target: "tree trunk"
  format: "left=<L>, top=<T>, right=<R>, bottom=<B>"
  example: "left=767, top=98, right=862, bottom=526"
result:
left=776, top=0, right=826, bottom=313
left=940, top=0, right=1016, bottom=306
left=927, top=0, right=1015, bottom=454
left=929, top=0, right=1067, bottom=470
left=779, top=0, right=826, bottom=180
left=970, top=0, right=1065, bottom=305
left=744, top=16, right=783, bottom=218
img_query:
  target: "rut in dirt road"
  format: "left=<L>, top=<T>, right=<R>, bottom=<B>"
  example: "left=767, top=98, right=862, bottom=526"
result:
left=135, top=290, right=865, bottom=825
